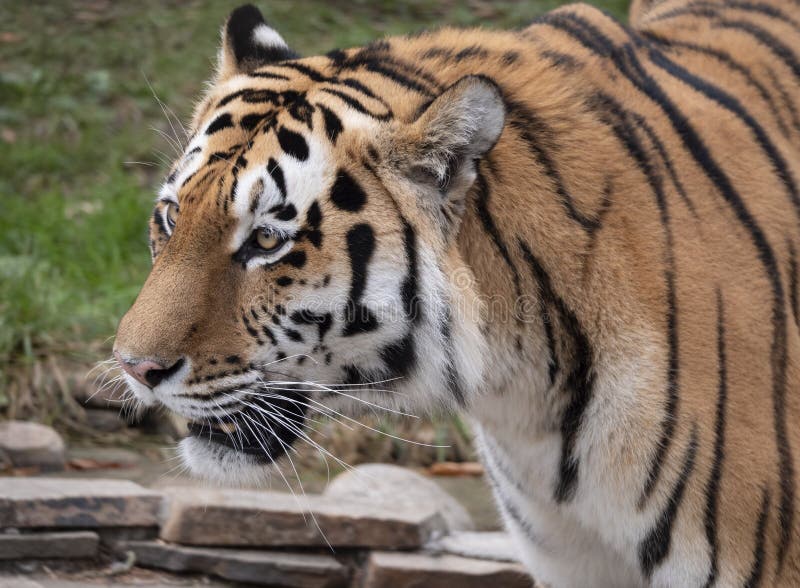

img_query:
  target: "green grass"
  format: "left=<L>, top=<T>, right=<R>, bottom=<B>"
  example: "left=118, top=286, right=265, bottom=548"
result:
left=0, top=0, right=629, bottom=389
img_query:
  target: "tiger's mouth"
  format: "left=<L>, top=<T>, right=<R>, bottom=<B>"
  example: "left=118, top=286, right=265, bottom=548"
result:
left=185, top=391, right=308, bottom=462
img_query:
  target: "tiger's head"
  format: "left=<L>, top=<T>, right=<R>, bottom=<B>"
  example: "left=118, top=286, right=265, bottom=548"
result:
left=114, top=5, right=505, bottom=484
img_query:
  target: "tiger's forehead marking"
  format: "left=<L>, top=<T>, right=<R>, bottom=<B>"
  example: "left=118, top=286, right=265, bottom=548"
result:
left=157, top=67, right=393, bottom=238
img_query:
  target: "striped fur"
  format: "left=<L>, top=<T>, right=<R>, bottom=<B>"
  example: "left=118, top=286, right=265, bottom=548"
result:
left=114, top=2, right=800, bottom=585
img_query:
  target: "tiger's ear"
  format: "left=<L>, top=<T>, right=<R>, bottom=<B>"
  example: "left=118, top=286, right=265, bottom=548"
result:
left=393, top=76, right=505, bottom=230
left=216, top=4, right=298, bottom=81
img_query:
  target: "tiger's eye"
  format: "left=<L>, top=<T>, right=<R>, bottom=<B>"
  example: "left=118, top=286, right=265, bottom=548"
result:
left=165, top=202, right=179, bottom=228
left=256, top=230, right=283, bottom=252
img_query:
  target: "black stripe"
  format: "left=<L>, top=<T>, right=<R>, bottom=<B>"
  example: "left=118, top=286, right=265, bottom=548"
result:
left=713, top=19, right=800, bottom=83
left=341, top=77, right=380, bottom=99
left=647, top=1, right=800, bottom=34
left=152, top=207, right=169, bottom=236
left=744, top=488, right=771, bottom=588
left=764, top=67, right=800, bottom=137
left=379, top=332, right=416, bottom=379
left=541, top=299, right=559, bottom=386
left=639, top=425, right=699, bottom=577
left=267, top=158, right=286, bottom=200
left=647, top=47, right=800, bottom=223
left=632, top=111, right=697, bottom=216
left=543, top=17, right=794, bottom=557
left=271, top=61, right=331, bottom=83
left=206, top=113, right=234, bottom=135
left=317, top=104, right=343, bottom=144
left=342, top=224, right=378, bottom=336
left=262, top=325, right=278, bottom=346
left=320, top=87, right=392, bottom=120
left=248, top=71, right=290, bottom=81
left=590, top=93, right=680, bottom=508
left=440, top=308, right=465, bottom=407
left=504, top=97, right=600, bottom=231
left=644, top=33, right=791, bottom=138
left=703, top=289, right=728, bottom=588
left=520, top=241, right=595, bottom=503
left=330, top=169, right=367, bottom=212
left=401, top=219, right=422, bottom=324
left=473, top=169, right=523, bottom=301
left=277, top=126, right=309, bottom=161
left=338, top=52, right=439, bottom=96
left=274, top=203, right=297, bottom=221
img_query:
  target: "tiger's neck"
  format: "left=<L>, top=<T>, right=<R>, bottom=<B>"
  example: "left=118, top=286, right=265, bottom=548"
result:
left=374, top=24, right=650, bottom=432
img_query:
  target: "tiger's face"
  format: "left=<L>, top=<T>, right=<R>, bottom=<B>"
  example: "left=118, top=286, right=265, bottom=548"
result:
left=114, top=4, right=504, bottom=484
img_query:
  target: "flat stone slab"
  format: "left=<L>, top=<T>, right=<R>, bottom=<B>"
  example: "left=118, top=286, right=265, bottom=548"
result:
left=323, top=464, right=473, bottom=532
left=0, top=478, right=161, bottom=528
left=124, top=540, right=348, bottom=587
left=363, top=551, right=534, bottom=588
left=427, top=531, right=521, bottom=562
left=160, top=487, right=447, bottom=549
left=0, top=421, right=65, bottom=471
left=0, top=531, right=99, bottom=559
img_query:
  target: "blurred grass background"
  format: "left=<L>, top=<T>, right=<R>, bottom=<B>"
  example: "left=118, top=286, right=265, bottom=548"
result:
left=0, top=0, right=628, bottom=423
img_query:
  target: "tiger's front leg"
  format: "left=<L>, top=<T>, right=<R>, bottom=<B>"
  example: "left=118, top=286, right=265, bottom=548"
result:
left=476, top=427, right=646, bottom=588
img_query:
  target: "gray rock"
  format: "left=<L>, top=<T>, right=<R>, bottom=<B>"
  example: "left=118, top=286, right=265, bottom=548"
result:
left=83, top=408, right=127, bottom=433
left=0, top=577, right=44, bottom=588
left=427, top=531, right=521, bottom=562
left=0, top=478, right=161, bottom=528
left=363, top=551, right=535, bottom=588
left=0, top=531, right=98, bottom=560
left=324, top=464, right=474, bottom=532
left=124, top=540, right=348, bottom=587
left=0, top=421, right=65, bottom=471
left=159, top=486, right=447, bottom=549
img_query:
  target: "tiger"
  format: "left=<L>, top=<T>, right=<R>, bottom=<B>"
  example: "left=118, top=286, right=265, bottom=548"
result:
left=113, top=1, right=800, bottom=585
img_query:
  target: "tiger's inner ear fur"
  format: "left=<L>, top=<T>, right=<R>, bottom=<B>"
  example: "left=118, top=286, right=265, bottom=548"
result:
left=216, top=4, right=298, bottom=81
left=391, top=75, right=505, bottom=231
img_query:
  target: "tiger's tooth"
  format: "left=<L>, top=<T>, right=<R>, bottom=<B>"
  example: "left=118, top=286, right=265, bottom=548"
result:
left=216, top=421, right=238, bottom=434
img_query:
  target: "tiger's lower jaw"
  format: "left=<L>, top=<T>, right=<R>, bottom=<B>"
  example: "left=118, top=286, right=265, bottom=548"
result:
left=178, top=395, right=308, bottom=486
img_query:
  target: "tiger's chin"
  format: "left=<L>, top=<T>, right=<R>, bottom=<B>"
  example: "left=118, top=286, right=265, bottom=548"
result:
left=176, top=396, right=308, bottom=487
left=178, top=436, right=276, bottom=487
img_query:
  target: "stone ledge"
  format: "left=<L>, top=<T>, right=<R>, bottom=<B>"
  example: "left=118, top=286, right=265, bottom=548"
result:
left=0, top=478, right=161, bottom=528
left=0, top=531, right=99, bottom=560
left=159, top=487, right=447, bottom=549
left=427, top=531, right=521, bottom=562
left=123, top=540, right=348, bottom=588
left=363, top=551, right=535, bottom=588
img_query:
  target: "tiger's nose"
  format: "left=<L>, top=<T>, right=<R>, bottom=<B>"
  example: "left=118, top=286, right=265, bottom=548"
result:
left=114, top=351, right=185, bottom=388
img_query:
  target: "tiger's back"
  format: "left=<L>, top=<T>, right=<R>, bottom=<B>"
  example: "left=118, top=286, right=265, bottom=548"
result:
left=464, top=1, right=800, bottom=585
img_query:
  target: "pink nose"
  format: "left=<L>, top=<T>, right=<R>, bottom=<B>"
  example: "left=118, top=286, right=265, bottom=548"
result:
left=114, top=351, right=183, bottom=389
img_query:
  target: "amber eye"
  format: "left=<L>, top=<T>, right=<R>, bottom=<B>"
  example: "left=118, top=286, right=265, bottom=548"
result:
left=165, top=202, right=179, bottom=229
left=255, top=229, right=286, bottom=253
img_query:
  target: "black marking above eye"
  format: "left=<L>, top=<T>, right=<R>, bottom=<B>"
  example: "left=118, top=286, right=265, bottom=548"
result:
left=267, top=158, right=287, bottom=200
left=274, top=204, right=297, bottom=221
left=206, top=113, right=234, bottom=135
left=276, top=276, right=293, bottom=287
left=277, top=126, right=309, bottom=161
left=330, top=169, right=367, bottom=212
